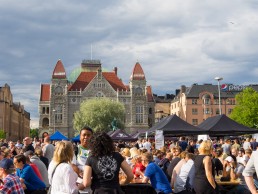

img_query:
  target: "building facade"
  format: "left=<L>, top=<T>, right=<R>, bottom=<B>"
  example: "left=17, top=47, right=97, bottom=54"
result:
left=153, top=94, right=174, bottom=123
left=38, top=59, right=155, bottom=138
left=171, top=83, right=258, bottom=126
left=0, top=84, right=30, bottom=141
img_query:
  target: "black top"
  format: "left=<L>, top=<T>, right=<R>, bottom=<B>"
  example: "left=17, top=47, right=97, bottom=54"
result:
left=23, top=144, right=35, bottom=152
left=86, top=152, right=124, bottom=189
left=194, top=155, right=216, bottom=194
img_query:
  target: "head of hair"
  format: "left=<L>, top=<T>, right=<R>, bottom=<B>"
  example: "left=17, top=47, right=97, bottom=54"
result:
left=34, top=148, right=43, bottom=156
left=198, top=140, right=212, bottom=155
left=185, top=152, right=195, bottom=160
left=80, top=125, right=93, bottom=134
left=25, top=156, right=31, bottom=163
left=89, top=132, right=115, bottom=158
left=180, top=151, right=187, bottom=159
left=215, top=148, right=223, bottom=157
left=52, top=141, right=74, bottom=163
left=44, top=136, right=50, bottom=143
left=14, top=154, right=26, bottom=164
left=245, top=148, right=252, bottom=155
left=141, top=152, right=153, bottom=163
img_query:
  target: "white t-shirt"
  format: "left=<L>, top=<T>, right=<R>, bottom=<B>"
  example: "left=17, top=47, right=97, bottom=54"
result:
left=143, top=141, right=151, bottom=152
left=72, top=145, right=90, bottom=171
left=243, top=142, right=251, bottom=150
left=48, top=161, right=78, bottom=194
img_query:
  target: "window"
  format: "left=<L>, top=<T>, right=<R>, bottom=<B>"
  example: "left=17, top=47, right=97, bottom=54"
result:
left=204, top=108, right=210, bottom=114
left=55, top=105, right=63, bottom=123
left=136, top=105, right=144, bottom=123
left=149, top=108, right=152, bottom=114
left=204, top=98, right=210, bottom=105
left=228, top=109, right=233, bottom=114
left=226, top=99, right=236, bottom=105
left=96, top=91, right=105, bottom=97
left=192, top=108, right=198, bottom=115
left=192, top=99, right=197, bottom=104
left=192, top=119, right=198, bottom=125
left=215, top=108, right=220, bottom=115
left=214, top=99, right=219, bottom=105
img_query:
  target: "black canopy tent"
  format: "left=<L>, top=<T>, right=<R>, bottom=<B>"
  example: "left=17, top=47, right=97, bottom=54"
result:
left=198, top=114, right=258, bottom=136
left=109, top=129, right=136, bottom=141
left=147, top=114, right=208, bottom=136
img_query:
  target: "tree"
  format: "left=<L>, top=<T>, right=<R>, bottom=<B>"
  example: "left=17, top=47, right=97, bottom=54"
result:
left=30, top=128, right=39, bottom=138
left=0, top=129, right=6, bottom=139
left=73, top=98, right=125, bottom=132
left=230, top=87, right=258, bottom=128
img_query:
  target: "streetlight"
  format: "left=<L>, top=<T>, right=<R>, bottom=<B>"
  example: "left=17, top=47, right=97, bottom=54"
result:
left=53, top=109, right=56, bottom=133
left=214, top=77, right=223, bottom=115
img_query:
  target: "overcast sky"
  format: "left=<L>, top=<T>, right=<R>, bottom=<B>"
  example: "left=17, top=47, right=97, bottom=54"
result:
left=1, top=0, right=258, bottom=128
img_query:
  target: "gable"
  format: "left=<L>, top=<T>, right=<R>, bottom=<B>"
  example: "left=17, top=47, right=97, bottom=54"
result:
left=102, top=72, right=127, bottom=91
left=69, top=72, right=97, bottom=91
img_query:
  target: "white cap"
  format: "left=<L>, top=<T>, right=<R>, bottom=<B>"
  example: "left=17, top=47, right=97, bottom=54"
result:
left=225, top=156, right=233, bottom=163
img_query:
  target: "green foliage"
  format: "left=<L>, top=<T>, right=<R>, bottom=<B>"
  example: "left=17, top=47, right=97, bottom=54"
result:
left=0, top=129, right=6, bottom=139
left=73, top=98, right=125, bottom=132
left=30, top=128, right=39, bottom=138
left=230, top=87, right=258, bottom=128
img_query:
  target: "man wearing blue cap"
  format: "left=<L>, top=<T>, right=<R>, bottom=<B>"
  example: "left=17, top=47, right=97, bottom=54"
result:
left=0, top=158, right=25, bottom=193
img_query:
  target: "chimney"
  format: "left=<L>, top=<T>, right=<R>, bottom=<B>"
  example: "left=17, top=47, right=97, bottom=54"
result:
left=113, top=67, right=117, bottom=75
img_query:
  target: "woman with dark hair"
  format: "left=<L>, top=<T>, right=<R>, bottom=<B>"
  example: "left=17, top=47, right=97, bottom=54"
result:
left=80, top=132, right=133, bottom=194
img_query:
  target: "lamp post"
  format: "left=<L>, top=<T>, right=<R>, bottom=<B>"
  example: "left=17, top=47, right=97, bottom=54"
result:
left=53, top=109, right=56, bottom=133
left=214, top=77, right=223, bottom=115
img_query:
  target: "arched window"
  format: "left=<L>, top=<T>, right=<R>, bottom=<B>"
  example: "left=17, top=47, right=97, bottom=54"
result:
left=42, top=118, right=49, bottom=128
left=202, top=94, right=211, bottom=105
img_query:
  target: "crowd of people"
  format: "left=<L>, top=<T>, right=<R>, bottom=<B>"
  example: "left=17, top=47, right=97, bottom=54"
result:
left=0, top=129, right=258, bottom=194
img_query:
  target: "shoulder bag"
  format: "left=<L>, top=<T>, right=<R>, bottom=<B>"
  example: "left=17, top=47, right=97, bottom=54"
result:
left=48, top=163, right=62, bottom=194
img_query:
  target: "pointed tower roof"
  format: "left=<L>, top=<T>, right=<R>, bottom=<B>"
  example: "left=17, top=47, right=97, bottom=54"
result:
left=52, top=59, right=67, bottom=79
left=130, top=62, right=145, bottom=80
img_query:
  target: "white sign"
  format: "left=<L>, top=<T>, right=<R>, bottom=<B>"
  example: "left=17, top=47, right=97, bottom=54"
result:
left=198, top=134, right=209, bottom=141
left=155, top=130, right=164, bottom=150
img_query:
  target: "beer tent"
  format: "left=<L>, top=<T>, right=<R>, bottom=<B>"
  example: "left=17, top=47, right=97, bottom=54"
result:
left=147, top=114, right=207, bottom=136
left=198, top=114, right=258, bottom=136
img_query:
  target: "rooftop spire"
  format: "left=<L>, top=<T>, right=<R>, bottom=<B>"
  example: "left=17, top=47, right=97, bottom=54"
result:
left=52, top=59, right=66, bottom=79
left=130, top=62, right=145, bottom=81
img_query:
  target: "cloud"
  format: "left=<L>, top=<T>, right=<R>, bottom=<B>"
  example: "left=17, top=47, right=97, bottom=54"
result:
left=1, top=0, right=258, bottom=128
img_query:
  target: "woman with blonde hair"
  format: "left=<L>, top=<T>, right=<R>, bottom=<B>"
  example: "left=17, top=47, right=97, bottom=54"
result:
left=194, top=140, right=218, bottom=194
left=48, top=141, right=79, bottom=194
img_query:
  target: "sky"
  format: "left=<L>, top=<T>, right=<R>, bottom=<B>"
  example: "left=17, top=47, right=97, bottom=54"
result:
left=1, top=0, right=258, bottom=128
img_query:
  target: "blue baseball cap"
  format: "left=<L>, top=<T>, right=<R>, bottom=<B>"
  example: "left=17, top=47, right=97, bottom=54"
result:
left=0, top=158, right=14, bottom=169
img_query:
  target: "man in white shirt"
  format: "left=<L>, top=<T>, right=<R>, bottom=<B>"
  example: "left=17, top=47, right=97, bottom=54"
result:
left=173, top=153, right=195, bottom=194
left=143, top=138, right=151, bottom=152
